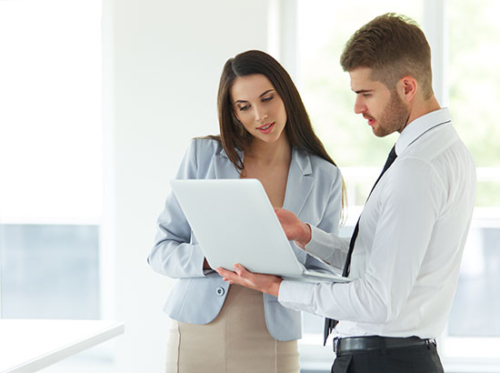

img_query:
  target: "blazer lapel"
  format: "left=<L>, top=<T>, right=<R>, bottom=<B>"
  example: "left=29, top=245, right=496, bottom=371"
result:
left=283, top=148, right=314, bottom=216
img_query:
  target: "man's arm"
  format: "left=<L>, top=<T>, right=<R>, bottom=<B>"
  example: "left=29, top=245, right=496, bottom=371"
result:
left=274, top=208, right=311, bottom=248
left=280, top=158, right=444, bottom=322
left=221, top=158, right=445, bottom=326
left=275, top=208, right=349, bottom=269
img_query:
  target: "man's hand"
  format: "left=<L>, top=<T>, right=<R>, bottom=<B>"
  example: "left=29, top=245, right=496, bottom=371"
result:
left=274, top=208, right=311, bottom=249
left=216, top=264, right=283, bottom=297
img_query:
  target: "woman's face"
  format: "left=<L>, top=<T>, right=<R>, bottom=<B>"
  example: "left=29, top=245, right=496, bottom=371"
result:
left=230, top=74, right=287, bottom=144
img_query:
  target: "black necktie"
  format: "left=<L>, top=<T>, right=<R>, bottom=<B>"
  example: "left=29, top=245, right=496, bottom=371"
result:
left=323, top=145, right=398, bottom=346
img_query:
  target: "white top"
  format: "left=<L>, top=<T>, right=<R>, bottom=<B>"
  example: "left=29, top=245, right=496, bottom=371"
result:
left=278, top=108, right=477, bottom=339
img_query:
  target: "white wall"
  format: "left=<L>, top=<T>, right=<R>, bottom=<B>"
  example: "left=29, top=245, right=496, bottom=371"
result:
left=103, top=0, right=271, bottom=371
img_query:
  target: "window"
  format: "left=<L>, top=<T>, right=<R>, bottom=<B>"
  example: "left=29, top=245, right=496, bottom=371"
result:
left=1, top=225, right=100, bottom=318
left=292, top=0, right=500, bottom=371
left=438, top=1, right=500, bottom=369
left=0, top=0, right=102, bottom=321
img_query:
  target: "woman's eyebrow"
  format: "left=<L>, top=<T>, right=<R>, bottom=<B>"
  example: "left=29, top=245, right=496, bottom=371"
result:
left=234, top=89, right=275, bottom=104
left=259, top=89, right=274, bottom=98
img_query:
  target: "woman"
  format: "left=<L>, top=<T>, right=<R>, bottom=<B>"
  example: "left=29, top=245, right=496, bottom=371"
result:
left=148, top=50, right=346, bottom=373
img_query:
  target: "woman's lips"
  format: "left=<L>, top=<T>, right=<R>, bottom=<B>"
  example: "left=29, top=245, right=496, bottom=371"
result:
left=257, top=122, right=275, bottom=134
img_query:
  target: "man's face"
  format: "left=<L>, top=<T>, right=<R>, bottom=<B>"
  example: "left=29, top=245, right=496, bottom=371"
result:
left=349, top=67, right=409, bottom=137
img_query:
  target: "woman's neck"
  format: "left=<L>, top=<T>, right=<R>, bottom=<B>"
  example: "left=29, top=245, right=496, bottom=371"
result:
left=244, top=135, right=291, bottom=166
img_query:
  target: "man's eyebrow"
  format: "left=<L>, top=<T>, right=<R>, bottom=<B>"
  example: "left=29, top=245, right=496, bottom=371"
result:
left=234, top=89, right=275, bottom=104
left=353, top=89, right=373, bottom=94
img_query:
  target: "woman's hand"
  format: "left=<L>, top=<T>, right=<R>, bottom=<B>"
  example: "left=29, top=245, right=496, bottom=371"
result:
left=216, top=264, right=283, bottom=297
left=274, top=208, right=311, bottom=249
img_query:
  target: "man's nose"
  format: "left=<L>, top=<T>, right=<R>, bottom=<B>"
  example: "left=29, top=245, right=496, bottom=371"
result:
left=354, top=97, right=366, bottom=114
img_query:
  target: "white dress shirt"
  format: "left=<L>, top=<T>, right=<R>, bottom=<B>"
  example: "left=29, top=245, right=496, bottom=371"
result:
left=278, top=108, right=476, bottom=339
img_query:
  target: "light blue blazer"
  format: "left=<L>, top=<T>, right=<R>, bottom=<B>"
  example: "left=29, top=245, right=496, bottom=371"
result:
left=148, top=138, right=342, bottom=341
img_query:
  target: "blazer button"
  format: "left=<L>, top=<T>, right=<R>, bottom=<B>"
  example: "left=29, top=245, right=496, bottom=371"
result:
left=216, top=287, right=225, bottom=296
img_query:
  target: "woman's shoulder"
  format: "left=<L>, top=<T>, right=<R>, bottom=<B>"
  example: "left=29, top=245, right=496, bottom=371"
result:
left=187, top=136, right=224, bottom=156
left=297, top=149, right=340, bottom=174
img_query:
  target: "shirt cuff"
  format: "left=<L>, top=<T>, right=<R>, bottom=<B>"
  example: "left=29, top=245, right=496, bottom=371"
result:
left=304, top=225, right=336, bottom=263
left=278, top=280, right=317, bottom=313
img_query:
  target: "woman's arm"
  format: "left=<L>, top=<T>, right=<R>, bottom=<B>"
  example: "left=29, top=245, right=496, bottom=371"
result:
left=147, top=139, right=209, bottom=279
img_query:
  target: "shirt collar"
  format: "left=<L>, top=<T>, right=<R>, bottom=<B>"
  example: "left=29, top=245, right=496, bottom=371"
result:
left=395, top=107, right=451, bottom=156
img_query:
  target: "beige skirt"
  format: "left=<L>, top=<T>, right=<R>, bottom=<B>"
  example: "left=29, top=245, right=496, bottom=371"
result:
left=165, top=284, right=300, bottom=373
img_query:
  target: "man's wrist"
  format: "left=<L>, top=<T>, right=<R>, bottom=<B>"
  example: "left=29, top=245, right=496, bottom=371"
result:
left=295, top=223, right=312, bottom=249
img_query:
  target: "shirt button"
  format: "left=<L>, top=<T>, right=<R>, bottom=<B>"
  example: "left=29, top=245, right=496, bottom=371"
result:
left=216, top=287, right=225, bottom=296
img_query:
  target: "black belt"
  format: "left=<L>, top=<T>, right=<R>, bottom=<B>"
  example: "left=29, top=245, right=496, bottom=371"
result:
left=333, top=336, right=436, bottom=355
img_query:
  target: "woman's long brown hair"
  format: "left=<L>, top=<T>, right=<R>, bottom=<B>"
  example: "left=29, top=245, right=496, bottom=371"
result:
left=208, top=50, right=346, bottom=221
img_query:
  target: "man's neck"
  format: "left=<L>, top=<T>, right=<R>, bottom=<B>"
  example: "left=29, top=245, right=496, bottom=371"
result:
left=407, top=95, right=441, bottom=125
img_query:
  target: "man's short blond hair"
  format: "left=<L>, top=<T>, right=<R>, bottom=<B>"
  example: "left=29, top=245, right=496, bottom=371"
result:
left=341, top=13, right=433, bottom=99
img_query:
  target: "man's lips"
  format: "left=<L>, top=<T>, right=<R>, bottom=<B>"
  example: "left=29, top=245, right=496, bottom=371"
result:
left=364, top=115, right=376, bottom=126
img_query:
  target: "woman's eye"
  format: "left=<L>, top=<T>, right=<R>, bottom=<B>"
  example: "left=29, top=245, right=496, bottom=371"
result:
left=262, top=96, right=273, bottom=102
left=239, top=105, right=250, bottom=111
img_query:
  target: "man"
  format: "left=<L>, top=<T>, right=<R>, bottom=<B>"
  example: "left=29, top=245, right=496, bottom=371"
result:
left=217, top=13, right=476, bottom=373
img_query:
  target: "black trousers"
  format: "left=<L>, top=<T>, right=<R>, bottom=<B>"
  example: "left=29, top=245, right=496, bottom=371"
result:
left=332, top=343, right=444, bottom=373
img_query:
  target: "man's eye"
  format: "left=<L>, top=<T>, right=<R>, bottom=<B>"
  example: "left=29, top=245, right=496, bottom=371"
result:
left=363, top=94, right=371, bottom=98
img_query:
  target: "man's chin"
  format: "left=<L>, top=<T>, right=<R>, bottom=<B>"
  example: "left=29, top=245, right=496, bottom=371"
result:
left=372, top=126, right=395, bottom=138
left=372, top=127, right=386, bottom=137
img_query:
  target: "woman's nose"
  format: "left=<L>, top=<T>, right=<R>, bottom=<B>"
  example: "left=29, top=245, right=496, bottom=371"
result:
left=254, top=106, right=268, bottom=123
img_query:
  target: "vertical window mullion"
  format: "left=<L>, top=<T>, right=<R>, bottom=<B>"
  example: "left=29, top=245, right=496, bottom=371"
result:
left=423, top=0, right=449, bottom=106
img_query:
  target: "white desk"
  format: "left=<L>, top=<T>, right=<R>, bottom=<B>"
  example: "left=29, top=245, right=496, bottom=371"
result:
left=0, top=319, right=124, bottom=373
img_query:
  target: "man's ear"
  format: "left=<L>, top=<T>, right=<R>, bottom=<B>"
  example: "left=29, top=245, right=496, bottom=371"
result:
left=398, top=76, right=418, bottom=103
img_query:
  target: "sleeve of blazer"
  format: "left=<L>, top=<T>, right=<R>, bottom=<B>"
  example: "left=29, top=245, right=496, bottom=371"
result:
left=303, top=165, right=348, bottom=273
left=147, top=139, right=208, bottom=279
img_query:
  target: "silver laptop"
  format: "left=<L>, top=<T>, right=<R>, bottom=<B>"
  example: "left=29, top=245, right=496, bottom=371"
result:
left=170, top=179, right=351, bottom=283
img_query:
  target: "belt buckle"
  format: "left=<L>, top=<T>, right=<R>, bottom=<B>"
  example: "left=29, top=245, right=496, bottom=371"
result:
left=333, top=337, right=340, bottom=354
left=426, top=338, right=437, bottom=348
